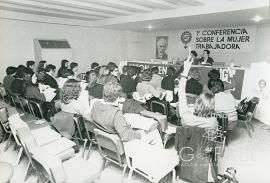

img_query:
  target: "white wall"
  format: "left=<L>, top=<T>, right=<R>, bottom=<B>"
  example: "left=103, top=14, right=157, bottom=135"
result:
left=0, top=18, right=129, bottom=80
left=129, top=24, right=270, bottom=67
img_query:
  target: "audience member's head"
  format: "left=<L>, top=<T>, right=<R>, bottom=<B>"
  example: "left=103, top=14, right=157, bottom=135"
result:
left=189, top=68, right=201, bottom=81
left=122, top=66, right=128, bottom=75
left=45, top=64, right=56, bottom=76
left=26, top=60, right=35, bottom=70
left=99, top=65, right=109, bottom=77
left=37, top=60, right=47, bottom=71
left=60, top=79, right=82, bottom=104
left=194, top=93, right=215, bottom=117
left=6, top=66, right=17, bottom=76
left=208, top=69, right=220, bottom=79
left=15, top=65, right=27, bottom=78
left=108, top=62, right=118, bottom=76
left=103, top=81, right=123, bottom=103
left=87, top=70, right=99, bottom=87
left=62, top=69, right=75, bottom=79
left=127, top=66, right=138, bottom=79
left=203, top=49, right=210, bottom=58
left=166, top=67, right=176, bottom=76
left=36, top=70, right=45, bottom=83
left=61, top=59, right=69, bottom=68
left=208, top=78, right=224, bottom=94
left=151, top=67, right=159, bottom=75
left=70, top=62, right=78, bottom=73
left=141, top=69, right=152, bottom=81
left=190, top=51, right=197, bottom=58
left=91, top=62, right=99, bottom=70
left=23, top=68, right=34, bottom=84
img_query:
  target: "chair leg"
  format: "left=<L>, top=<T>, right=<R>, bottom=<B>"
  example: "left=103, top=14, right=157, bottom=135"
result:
left=24, top=161, right=31, bottom=182
left=127, top=169, right=133, bottom=182
left=121, top=164, right=127, bottom=183
left=244, top=121, right=252, bottom=137
left=172, top=168, right=176, bottom=183
left=249, top=121, right=255, bottom=132
left=1, top=133, right=7, bottom=143
left=15, top=147, right=23, bottom=166
left=221, top=136, right=226, bottom=157
left=86, top=141, right=93, bottom=160
left=4, top=133, right=12, bottom=151
left=82, top=139, right=88, bottom=158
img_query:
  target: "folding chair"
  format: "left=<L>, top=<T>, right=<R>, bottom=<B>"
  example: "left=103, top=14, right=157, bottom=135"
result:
left=31, top=148, right=102, bottom=183
left=124, top=140, right=178, bottom=183
left=94, top=128, right=127, bottom=183
left=238, top=98, right=259, bottom=137
left=216, top=113, right=228, bottom=157
left=0, top=86, right=7, bottom=101
left=9, top=93, right=21, bottom=110
left=28, top=99, right=45, bottom=119
left=18, top=96, right=33, bottom=114
left=0, top=107, right=13, bottom=151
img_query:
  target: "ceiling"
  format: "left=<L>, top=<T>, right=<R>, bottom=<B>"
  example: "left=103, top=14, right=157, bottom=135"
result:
left=0, top=0, right=269, bottom=31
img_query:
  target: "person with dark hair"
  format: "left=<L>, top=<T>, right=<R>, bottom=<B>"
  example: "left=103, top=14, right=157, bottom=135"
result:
left=3, top=66, right=17, bottom=92
left=190, top=50, right=200, bottom=65
left=106, top=62, right=119, bottom=83
left=91, top=62, right=99, bottom=71
left=57, top=69, right=75, bottom=89
left=70, top=62, right=78, bottom=76
left=60, top=79, right=90, bottom=115
left=11, top=65, right=27, bottom=95
left=37, top=60, right=47, bottom=72
left=97, top=65, right=109, bottom=85
left=26, top=60, right=35, bottom=75
left=186, top=68, right=203, bottom=96
left=161, top=66, right=183, bottom=91
left=57, top=59, right=69, bottom=78
left=208, top=78, right=237, bottom=130
left=136, top=69, right=161, bottom=99
left=199, top=49, right=214, bottom=66
left=120, top=66, right=137, bottom=98
left=120, top=65, right=128, bottom=81
left=150, top=67, right=162, bottom=89
left=85, top=70, right=103, bottom=99
left=43, top=64, right=58, bottom=89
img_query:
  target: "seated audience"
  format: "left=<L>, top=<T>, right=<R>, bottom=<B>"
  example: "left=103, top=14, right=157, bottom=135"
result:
left=97, top=65, right=109, bottom=85
left=70, top=62, right=78, bottom=76
left=161, top=66, right=182, bottom=91
left=199, top=49, right=214, bottom=66
left=203, top=69, right=236, bottom=94
left=136, top=69, right=161, bottom=99
left=208, top=78, right=237, bottom=130
left=3, top=66, right=17, bottom=92
left=91, top=81, right=142, bottom=141
left=191, top=50, right=200, bottom=65
left=57, top=69, right=75, bottom=89
left=37, top=60, right=47, bottom=72
left=150, top=67, right=162, bottom=89
left=105, top=62, right=120, bottom=83
left=26, top=60, right=35, bottom=75
left=120, top=66, right=137, bottom=98
left=60, top=79, right=90, bottom=115
left=178, top=54, right=217, bottom=129
left=11, top=65, right=27, bottom=95
left=24, top=71, right=46, bottom=102
left=85, top=70, right=104, bottom=99
left=44, top=64, right=58, bottom=89
left=57, top=59, right=69, bottom=78
left=186, top=68, right=203, bottom=95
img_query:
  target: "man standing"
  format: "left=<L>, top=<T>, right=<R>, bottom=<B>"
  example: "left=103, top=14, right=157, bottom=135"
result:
left=199, top=49, right=214, bottom=66
left=156, top=37, right=168, bottom=60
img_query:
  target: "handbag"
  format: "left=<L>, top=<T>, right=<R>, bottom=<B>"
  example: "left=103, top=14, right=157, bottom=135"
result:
left=236, top=98, right=250, bottom=120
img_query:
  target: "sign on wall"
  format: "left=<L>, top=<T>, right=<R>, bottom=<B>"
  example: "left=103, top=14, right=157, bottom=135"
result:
left=180, top=26, right=257, bottom=52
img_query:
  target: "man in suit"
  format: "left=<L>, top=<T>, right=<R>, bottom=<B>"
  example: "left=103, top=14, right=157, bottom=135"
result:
left=199, top=49, right=214, bottom=66
left=156, top=37, right=168, bottom=60
left=43, top=64, right=58, bottom=89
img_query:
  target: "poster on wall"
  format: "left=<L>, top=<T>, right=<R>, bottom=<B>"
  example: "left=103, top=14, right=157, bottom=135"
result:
left=180, top=26, right=257, bottom=52
left=156, top=36, right=168, bottom=60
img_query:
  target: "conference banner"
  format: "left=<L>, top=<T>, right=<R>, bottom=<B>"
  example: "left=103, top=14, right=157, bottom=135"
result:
left=180, top=26, right=257, bottom=52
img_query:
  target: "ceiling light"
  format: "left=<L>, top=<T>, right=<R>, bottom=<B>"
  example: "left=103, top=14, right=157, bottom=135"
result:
left=252, top=15, right=263, bottom=22
left=146, top=25, right=154, bottom=29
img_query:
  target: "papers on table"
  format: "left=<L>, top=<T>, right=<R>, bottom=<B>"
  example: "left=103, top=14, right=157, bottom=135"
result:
left=39, top=83, right=56, bottom=102
left=124, top=113, right=158, bottom=131
left=39, top=138, right=75, bottom=155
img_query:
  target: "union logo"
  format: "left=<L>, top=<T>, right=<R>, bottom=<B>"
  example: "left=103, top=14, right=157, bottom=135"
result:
left=181, top=31, right=192, bottom=49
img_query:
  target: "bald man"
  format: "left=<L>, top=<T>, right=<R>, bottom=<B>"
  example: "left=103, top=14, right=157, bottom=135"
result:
left=156, top=38, right=168, bottom=60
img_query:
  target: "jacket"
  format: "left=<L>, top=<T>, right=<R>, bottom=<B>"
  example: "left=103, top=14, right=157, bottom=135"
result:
left=175, top=126, right=218, bottom=183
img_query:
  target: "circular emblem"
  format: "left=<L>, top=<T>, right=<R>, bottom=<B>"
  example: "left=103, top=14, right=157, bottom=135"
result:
left=181, top=31, right=192, bottom=49
left=258, top=79, right=266, bottom=90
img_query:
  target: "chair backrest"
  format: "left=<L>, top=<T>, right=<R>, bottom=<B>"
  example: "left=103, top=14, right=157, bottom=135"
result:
left=0, top=86, right=7, bottom=100
left=247, top=98, right=259, bottom=120
left=18, top=96, right=32, bottom=114
left=28, top=99, right=44, bottom=119
left=150, top=100, right=170, bottom=116
left=0, top=107, right=11, bottom=133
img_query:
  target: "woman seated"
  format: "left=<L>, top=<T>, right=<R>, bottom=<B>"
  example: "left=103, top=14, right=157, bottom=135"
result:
left=85, top=70, right=103, bottom=99
left=90, top=81, right=162, bottom=146
left=57, top=69, right=74, bottom=89
left=208, top=78, right=237, bottom=130
left=60, top=79, right=90, bottom=115
left=178, top=54, right=218, bottom=129
left=105, top=62, right=120, bottom=84
left=120, top=66, right=138, bottom=98
left=11, top=65, right=27, bottom=95
left=97, top=65, right=109, bottom=85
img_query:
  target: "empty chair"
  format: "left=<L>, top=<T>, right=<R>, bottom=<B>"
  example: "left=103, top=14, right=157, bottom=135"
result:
left=28, top=99, right=45, bottom=119
left=18, top=96, right=33, bottom=114
left=0, top=108, right=12, bottom=151
left=31, top=148, right=102, bottom=183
